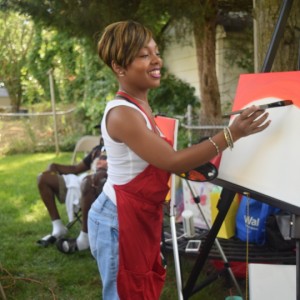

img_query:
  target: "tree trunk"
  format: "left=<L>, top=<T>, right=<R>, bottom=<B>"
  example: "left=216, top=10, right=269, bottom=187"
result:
left=254, top=0, right=300, bottom=72
left=193, top=0, right=222, bottom=124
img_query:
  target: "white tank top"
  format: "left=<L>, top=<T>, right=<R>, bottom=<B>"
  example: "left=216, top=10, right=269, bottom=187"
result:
left=101, top=99, right=152, bottom=205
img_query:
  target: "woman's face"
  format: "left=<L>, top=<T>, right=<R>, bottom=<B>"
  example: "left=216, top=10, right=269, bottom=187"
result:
left=122, top=38, right=163, bottom=92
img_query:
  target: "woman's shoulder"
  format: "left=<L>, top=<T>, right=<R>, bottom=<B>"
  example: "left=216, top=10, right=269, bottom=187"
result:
left=106, top=99, right=137, bottom=109
left=104, top=99, right=144, bottom=119
left=103, top=98, right=151, bottom=129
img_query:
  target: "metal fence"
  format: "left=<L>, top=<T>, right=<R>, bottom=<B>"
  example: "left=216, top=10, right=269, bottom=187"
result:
left=180, top=105, right=227, bottom=146
left=0, top=108, right=85, bottom=155
left=0, top=105, right=228, bottom=155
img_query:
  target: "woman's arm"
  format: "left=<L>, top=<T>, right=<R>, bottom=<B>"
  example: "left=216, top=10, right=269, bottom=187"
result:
left=106, top=105, right=270, bottom=174
left=47, top=161, right=90, bottom=175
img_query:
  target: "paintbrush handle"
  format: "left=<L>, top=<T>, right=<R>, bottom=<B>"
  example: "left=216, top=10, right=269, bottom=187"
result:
left=223, top=105, right=266, bottom=117
left=223, top=100, right=292, bottom=117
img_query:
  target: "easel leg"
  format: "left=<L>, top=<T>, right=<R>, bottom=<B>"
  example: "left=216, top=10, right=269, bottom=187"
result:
left=170, top=213, right=184, bottom=300
left=183, top=188, right=237, bottom=299
left=186, top=180, right=243, bottom=297
left=296, top=240, right=300, bottom=300
left=169, top=187, right=184, bottom=300
left=291, top=214, right=300, bottom=300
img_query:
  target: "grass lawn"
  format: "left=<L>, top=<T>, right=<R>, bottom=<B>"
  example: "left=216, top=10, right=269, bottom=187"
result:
left=0, top=153, right=240, bottom=299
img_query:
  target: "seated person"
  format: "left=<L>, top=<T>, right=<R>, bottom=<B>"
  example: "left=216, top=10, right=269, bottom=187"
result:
left=56, top=155, right=107, bottom=253
left=37, top=137, right=107, bottom=250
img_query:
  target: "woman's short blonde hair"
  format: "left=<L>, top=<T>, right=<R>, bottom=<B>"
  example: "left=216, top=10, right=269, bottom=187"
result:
left=98, top=20, right=153, bottom=70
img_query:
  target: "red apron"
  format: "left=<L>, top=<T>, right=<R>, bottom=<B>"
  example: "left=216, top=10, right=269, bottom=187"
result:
left=115, top=165, right=170, bottom=299
left=114, top=91, right=171, bottom=299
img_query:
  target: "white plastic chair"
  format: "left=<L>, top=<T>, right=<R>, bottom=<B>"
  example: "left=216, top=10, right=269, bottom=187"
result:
left=71, top=135, right=100, bottom=165
left=67, top=135, right=100, bottom=229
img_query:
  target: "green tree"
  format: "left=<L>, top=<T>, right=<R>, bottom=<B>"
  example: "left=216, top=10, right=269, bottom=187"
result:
left=0, top=11, right=34, bottom=111
left=254, top=0, right=300, bottom=72
left=0, top=0, right=143, bottom=42
left=0, top=0, right=216, bottom=119
left=159, top=0, right=253, bottom=123
left=149, top=70, right=198, bottom=116
left=26, top=26, right=59, bottom=104
left=26, top=27, right=86, bottom=105
left=0, top=0, right=255, bottom=121
left=23, top=25, right=110, bottom=114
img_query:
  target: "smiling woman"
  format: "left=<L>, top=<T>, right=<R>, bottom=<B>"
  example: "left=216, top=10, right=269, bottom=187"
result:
left=88, top=20, right=271, bottom=300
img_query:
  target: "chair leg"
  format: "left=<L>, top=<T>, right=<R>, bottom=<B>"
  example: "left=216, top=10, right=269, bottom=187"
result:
left=66, top=210, right=82, bottom=229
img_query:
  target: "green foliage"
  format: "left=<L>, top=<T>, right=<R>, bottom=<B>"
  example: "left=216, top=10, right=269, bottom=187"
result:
left=177, top=126, right=191, bottom=149
left=149, top=68, right=200, bottom=150
left=0, top=0, right=144, bottom=40
left=58, top=132, right=82, bottom=152
left=0, top=12, right=106, bottom=112
left=0, top=0, right=256, bottom=121
left=149, top=68, right=199, bottom=116
left=78, top=63, right=199, bottom=130
left=25, top=28, right=98, bottom=106
left=26, top=26, right=58, bottom=103
left=24, top=27, right=118, bottom=131
left=225, top=29, right=254, bottom=73
left=0, top=11, right=34, bottom=111
left=0, top=7, right=199, bottom=153
left=5, top=138, right=35, bottom=155
left=76, top=63, right=119, bottom=132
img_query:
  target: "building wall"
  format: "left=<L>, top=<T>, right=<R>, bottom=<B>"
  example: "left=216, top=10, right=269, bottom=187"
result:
left=163, top=25, right=252, bottom=105
left=163, top=31, right=200, bottom=98
left=0, top=97, right=11, bottom=107
left=0, top=87, right=11, bottom=110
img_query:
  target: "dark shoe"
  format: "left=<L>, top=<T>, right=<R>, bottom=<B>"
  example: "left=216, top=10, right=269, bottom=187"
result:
left=37, top=234, right=57, bottom=247
left=56, top=238, right=78, bottom=254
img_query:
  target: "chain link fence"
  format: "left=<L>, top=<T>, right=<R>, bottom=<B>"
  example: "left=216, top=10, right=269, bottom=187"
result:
left=181, top=105, right=228, bottom=146
left=0, top=108, right=86, bottom=155
left=0, top=105, right=228, bottom=155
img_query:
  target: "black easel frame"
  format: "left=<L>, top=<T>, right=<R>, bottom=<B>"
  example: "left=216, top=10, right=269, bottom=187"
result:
left=182, top=0, right=299, bottom=299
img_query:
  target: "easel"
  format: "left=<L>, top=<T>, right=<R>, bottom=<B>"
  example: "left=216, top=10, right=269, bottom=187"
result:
left=184, top=180, right=243, bottom=296
left=182, top=0, right=300, bottom=299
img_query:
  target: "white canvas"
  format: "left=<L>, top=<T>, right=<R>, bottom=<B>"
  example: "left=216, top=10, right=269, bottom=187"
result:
left=218, top=71, right=300, bottom=212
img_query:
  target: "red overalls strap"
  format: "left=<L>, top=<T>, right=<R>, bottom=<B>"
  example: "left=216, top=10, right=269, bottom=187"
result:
left=114, top=91, right=171, bottom=300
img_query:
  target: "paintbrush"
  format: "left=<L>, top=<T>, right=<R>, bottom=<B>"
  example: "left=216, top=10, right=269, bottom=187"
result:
left=223, top=100, right=293, bottom=117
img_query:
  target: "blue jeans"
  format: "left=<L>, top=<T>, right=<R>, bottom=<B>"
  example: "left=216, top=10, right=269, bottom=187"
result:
left=88, top=192, right=119, bottom=300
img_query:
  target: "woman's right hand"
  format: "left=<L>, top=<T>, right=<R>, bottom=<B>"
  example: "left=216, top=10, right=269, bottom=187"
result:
left=229, top=105, right=271, bottom=142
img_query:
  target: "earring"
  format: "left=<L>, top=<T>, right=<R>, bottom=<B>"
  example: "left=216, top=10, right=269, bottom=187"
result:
left=119, top=73, right=125, bottom=77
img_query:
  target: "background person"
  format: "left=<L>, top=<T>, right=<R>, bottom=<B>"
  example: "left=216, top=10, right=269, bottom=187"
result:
left=56, top=152, right=107, bottom=253
left=88, top=20, right=271, bottom=300
left=37, top=137, right=105, bottom=248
